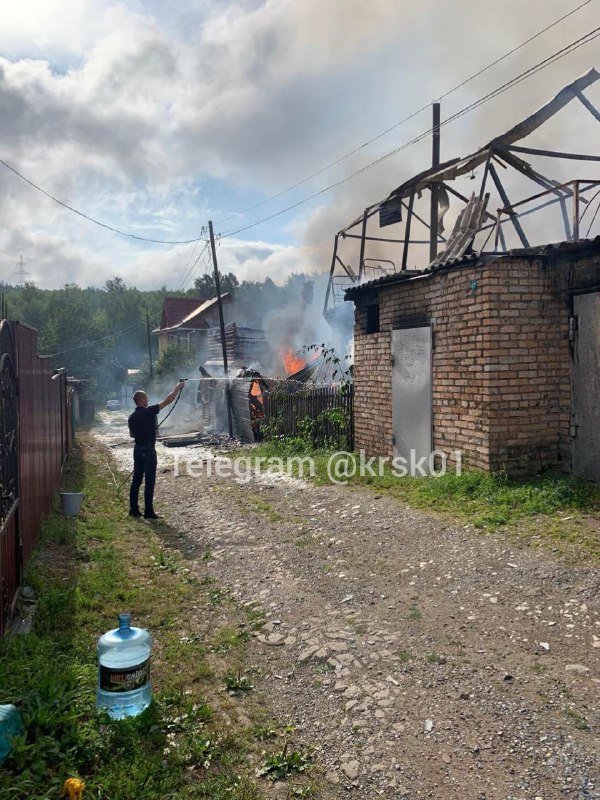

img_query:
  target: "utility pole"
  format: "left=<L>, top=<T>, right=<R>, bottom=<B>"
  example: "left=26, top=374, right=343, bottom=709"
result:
left=208, top=220, right=234, bottom=439
left=14, top=255, right=30, bottom=285
left=429, top=102, right=441, bottom=263
left=146, top=312, right=154, bottom=381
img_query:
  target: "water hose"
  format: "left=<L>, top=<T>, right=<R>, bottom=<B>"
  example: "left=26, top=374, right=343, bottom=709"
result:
left=115, top=383, right=186, bottom=493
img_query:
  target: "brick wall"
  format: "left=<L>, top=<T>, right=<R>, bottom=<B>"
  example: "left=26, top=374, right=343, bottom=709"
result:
left=351, top=246, right=600, bottom=476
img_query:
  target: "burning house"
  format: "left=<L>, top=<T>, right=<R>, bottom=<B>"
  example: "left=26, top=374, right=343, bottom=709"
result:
left=340, top=70, right=600, bottom=478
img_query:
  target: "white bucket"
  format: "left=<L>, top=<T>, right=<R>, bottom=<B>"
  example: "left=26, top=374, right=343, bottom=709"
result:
left=60, top=492, right=84, bottom=517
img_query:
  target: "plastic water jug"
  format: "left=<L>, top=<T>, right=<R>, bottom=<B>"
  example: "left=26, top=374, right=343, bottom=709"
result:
left=0, top=704, right=23, bottom=762
left=96, top=613, right=152, bottom=719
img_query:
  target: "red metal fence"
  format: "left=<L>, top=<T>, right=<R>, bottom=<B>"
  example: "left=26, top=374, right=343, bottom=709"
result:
left=0, top=321, right=69, bottom=635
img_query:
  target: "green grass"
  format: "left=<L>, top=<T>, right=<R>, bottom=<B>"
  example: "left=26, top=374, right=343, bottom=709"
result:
left=0, top=440, right=317, bottom=800
left=243, top=496, right=284, bottom=523
left=232, top=443, right=600, bottom=562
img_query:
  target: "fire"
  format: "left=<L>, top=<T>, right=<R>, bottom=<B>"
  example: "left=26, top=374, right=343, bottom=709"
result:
left=281, top=348, right=306, bottom=375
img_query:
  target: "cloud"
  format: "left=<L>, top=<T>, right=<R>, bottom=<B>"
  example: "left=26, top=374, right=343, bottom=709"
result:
left=0, top=0, right=598, bottom=291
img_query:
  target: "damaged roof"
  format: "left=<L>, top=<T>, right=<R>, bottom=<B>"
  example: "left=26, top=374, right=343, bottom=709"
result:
left=344, top=237, right=600, bottom=299
left=155, top=294, right=233, bottom=333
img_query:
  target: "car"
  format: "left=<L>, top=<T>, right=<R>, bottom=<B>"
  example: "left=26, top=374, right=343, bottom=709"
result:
left=106, top=400, right=121, bottom=411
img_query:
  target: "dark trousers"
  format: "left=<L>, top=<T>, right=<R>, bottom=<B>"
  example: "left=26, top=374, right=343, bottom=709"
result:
left=130, top=444, right=157, bottom=515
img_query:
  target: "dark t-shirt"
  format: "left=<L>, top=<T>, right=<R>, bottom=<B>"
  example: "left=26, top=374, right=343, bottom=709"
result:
left=128, top=405, right=160, bottom=446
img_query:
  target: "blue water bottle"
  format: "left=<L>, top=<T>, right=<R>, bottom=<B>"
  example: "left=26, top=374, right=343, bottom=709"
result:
left=96, top=613, right=152, bottom=719
left=0, top=705, right=23, bottom=762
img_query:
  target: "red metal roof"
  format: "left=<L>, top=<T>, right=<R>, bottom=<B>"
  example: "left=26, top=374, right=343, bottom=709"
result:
left=158, top=297, right=210, bottom=331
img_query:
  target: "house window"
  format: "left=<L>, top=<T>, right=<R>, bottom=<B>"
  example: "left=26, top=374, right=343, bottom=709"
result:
left=366, top=304, right=380, bottom=334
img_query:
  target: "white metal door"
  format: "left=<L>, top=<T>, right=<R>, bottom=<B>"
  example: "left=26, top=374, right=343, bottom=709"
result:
left=572, top=293, right=600, bottom=481
left=391, top=326, right=432, bottom=468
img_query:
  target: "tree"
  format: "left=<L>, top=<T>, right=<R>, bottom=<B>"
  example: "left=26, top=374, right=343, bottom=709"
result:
left=193, top=271, right=239, bottom=301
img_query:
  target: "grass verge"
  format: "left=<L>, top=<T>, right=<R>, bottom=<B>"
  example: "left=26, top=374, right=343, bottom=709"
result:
left=231, top=442, right=600, bottom=562
left=0, top=439, right=315, bottom=800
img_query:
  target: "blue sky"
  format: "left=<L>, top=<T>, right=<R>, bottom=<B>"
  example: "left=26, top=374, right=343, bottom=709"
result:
left=0, top=0, right=598, bottom=289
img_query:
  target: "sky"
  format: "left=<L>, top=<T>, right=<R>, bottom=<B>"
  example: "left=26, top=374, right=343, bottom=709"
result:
left=0, top=0, right=598, bottom=290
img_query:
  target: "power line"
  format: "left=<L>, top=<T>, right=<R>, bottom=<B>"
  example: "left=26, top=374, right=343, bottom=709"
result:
left=173, top=231, right=207, bottom=288
left=49, top=321, right=144, bottom=357
left=221, top=26, right=600, bottom=239
left=0, top=157, right=208, bottom=245
left=214, top=0, right=595, bottom=227
left=174, top=240, right=211, bottom=292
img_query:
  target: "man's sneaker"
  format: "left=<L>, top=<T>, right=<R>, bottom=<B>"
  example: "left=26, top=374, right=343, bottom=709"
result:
left=129, top=509, right=141, bottom=517
left=144, top=512, right=160, bottom=520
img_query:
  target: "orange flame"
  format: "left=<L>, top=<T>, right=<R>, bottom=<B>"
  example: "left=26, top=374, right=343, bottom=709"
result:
left=281, top=348, right=306, bottom=375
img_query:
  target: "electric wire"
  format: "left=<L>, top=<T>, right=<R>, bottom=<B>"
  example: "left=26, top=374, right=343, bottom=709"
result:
left=0, top=157, right=208, bottom=245
left=214, top=0, right=596, bottom=227
left=0, top=3, right=596, bottom=249
left=221, top=26, right=600, bottom=239
left=174, top=233, right=207, bottom=289
left=174, top=240, right=211, bottom=292
left=49, top=321, right=144, bottom=357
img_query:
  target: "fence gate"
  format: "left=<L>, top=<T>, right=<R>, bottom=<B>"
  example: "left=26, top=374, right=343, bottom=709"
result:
left=572, top=292, right=600, bottom=481
left=0, top=322, right=19, bottom=636
left=391, top=326, right=432, bottom=469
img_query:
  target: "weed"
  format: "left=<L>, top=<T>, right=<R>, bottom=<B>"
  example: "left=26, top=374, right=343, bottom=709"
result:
left=209, top=587, right=229, bottom=606
left=347, top=619, right=367, bottom=635
left=212, top=625, right=249, bottom=654
left=224, top=670, right=254, bottom=693
left=316, top=661, right=334, bottom=674
left=408, top=605, right=422, bottom=621
left=425, top=652, right=447, bottom=665
left=258, top=743, right=313, bottom=781
left=564, top=706, right=590, bottom=731
left=293, top=535, right=314, bottom=548
left=290, top=785, right=318, bottom=797
left=245, top=608, right=266, bottom=631
left=252, top=723, right=278, bottom=741
left=397, top=650, right=411, bottom=663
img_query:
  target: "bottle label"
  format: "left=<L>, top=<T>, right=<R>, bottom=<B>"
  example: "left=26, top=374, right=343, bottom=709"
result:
left=99, top=659, right=150, bottom=693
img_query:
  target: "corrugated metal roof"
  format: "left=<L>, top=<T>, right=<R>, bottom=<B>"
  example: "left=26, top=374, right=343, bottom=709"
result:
left=157, top=297, right=209, bottom=332
left=156, top=294, right=234, bottom=333
left=429, top=194, right=489, bottom=267
left=504, top=235, right=600, bottom=258
left=344, top=238, right=600, bottom=300
left=162, top=294, right=232, bottom=332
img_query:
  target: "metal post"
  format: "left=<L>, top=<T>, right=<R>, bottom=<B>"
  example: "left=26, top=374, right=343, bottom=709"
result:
left=323, top=234, right=339, bottom=314
left=358, top=210, right=368, bottom=282
left=208, top=221, right=234, bottom=439
left=145, top=312, right=154, bottom=381
left=573, top=181, right=580, bottom=240
left=401, top=190, right=415, bottom=271
left=429, top=102, right=441, bottom=263
left=489, top=162, right=530, bottom=248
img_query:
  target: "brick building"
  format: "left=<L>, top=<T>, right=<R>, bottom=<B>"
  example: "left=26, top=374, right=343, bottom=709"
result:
left=346, top=238, right=600, bottom=478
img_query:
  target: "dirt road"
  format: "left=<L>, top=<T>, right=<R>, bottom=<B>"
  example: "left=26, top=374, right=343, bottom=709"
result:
left=98, top=419, right=599, bottom=799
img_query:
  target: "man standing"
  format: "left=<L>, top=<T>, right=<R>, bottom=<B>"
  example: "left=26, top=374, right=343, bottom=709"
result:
left=128, top=381, right=184, bottom=519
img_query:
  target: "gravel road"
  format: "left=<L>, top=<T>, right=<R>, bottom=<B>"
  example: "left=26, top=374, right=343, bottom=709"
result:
left=97, top=418, right=599, bottom=799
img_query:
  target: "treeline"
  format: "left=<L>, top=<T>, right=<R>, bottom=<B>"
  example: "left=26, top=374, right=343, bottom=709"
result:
left=0, top=272, right=313, bottom=398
